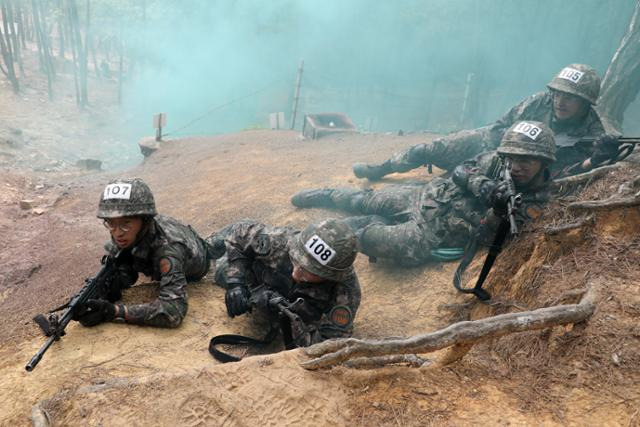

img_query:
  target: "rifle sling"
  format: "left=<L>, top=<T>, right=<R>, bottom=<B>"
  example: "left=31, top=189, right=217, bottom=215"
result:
left=209, top=325, right=280, bottom=363
left=453, top=219, right=510, bottom=301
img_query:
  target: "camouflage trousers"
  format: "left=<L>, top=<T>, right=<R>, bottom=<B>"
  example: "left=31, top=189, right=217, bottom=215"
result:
left=328, top=185, right=435, bottom=266
left=388, top=127, right=492, bottom=172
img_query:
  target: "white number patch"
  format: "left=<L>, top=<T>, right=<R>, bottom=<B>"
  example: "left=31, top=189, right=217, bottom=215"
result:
left=304, top=234, right=336, bottom=265
left=103, top=183, right=132, bottom=200
left=513, top=122, right=542, bottom=140
left=557, top=67, right=584, bottom=83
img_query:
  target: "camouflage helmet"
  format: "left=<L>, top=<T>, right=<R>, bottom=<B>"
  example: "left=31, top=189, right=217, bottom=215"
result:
left=97, top=178, right=157, bottom=218
left=547, top=63, right=601, bottom=104
left=289, top=219, right=357, bottom=282
left=497, top=121, right=557, bottom=163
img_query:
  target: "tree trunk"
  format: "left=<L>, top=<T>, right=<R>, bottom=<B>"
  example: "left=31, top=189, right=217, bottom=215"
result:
left=16, top=1, right=25, bottom=48
left=65, top=0, right=80, bottom=105
left=0, top=0, right=19, bottom=92
left=6, top=0, right=24, bottom=77
left=79, top=0, right=89, bottom=105
left=31, top=0, right=54, bottom=99
left=598, top=0, right=640, bottom=130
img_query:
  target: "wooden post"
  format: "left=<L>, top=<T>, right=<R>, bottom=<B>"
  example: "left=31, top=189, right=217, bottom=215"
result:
left=459, top=72, right=475, bottom=128
left=153, top=113, right=166, bottom=141
left=290, top=59, right=304, bottom=130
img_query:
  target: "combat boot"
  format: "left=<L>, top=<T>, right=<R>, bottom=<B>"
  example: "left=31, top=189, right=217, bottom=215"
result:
left=352, top=160, right=393, bottom=180
left=291, top=188, right=336, bottom=208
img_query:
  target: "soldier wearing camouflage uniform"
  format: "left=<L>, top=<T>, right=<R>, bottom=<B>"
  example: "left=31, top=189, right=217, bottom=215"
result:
left=75, top=178, right=211, bottom=328
left=292, top=121, right=556, bottom=266
left=209, top=218, right=361, bottom=348
left=353, top=64, right=619, bottom=180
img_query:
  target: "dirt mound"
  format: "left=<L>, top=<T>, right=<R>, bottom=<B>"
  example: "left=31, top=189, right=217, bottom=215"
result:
left=1, top=131, right=639, bottom=426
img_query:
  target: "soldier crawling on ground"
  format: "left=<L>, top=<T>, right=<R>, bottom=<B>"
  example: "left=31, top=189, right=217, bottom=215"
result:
left=291, top=121, right=556, bottom=267
left=353, top=63, right=620, bottom=180
left=73, top=178, right=212, bottom=328
left=208, top=218, right=361, bottom=348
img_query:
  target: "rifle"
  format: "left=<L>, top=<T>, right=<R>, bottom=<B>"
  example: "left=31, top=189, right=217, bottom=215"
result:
left=557, top=135, right=640, bottom=176
left=25, top=251, right=126, bottom=372
left=453, top=158, right=522, bottom=301
left=208, top=292, right=306, bottom=363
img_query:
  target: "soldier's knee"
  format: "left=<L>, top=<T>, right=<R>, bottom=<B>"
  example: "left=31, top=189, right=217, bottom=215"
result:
left=332, top=188, right=367, bottom=212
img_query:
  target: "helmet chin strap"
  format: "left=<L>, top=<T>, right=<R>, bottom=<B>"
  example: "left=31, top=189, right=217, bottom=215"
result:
left=131, top=216, right=154, bottom=246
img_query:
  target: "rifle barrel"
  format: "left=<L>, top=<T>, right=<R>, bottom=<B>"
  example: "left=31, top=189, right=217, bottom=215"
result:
left=25, top=334, right=56, bottom=371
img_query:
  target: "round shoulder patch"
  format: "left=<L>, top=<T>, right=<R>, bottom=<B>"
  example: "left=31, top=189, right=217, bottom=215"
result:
left=159, top=257, right=173, bottom=275
left=329, top=306, right=352, bottom=328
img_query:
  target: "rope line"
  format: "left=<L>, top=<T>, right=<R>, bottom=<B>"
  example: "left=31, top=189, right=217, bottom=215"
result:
left=163, top=78, right=285, bottom=137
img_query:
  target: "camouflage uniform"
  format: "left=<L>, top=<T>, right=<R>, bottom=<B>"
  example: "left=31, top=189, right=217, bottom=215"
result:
left=359, top=64, right=618, bottom=178
left=210, top=219, right=361, bottom=347
left=294, top=121, right=556, bottom=266
left=388, top=91, right=612, bottom=175
left=306, top=152, right=549, bottom=266
left=84, top=178, right=211, bottom=328
left=105, top=215, right=210, bottom=327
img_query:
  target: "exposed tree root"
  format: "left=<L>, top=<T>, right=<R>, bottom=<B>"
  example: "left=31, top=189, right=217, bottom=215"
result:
left=344, top=354, right=431, bottom=369
left=301, top=289, right=595, bottom=370
left=553, top=165, right=619, bottom=195
left=568, top=194, right=640, bottom=211
left=544, top=215, right=595, bottom=235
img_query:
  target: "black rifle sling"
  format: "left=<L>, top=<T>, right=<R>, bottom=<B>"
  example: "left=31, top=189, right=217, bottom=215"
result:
left=453, top=219, right=510, bottom=301
left=209, top=326, right=280, bottom=363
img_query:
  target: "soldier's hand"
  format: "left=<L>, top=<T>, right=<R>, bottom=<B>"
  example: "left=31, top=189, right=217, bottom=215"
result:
left=591, top=134, right=620, bottom=166
left=290, top=316, right=311, bottom=347
left=77, top=299, right=117, bottom=327
left=225, top=286, right=251, bottom=318
left=480, top=180, right=508, bottom=211
left=487, top=181, right=511, bottom=214
left=254, top=290, right=285, bottom=311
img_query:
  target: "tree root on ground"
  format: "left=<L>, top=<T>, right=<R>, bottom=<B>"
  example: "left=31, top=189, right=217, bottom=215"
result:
left=553, top=165, right=619, bottom=196
left=568, top=194, right=640, bottom=211
left=544, top=215, right=595, bottom=235
left=301, top=289, right=595, bottom=370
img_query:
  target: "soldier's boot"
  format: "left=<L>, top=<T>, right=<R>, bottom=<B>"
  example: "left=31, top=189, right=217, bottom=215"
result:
left=291, top=188, right=336, bottom=208
left=352, top=160, right=393, bottom=180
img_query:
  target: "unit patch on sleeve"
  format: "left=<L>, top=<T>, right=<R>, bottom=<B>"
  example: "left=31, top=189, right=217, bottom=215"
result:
left=329, top=306, right=353, bottom=328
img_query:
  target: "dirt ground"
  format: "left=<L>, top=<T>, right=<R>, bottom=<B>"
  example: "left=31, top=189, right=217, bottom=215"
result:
left=1, top=129, right=640, bottom=426
left=1, top=48, right=640, bottom=426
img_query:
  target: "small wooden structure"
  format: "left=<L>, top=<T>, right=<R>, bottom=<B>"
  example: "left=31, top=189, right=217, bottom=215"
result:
left=302, top=113, right=358, bottom=139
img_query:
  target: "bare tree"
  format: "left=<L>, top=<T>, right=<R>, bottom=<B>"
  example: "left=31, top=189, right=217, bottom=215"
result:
left=598, top=0, right=640, bottom=130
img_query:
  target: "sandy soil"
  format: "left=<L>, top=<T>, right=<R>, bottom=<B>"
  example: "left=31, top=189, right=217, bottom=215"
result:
left=1, top=129, right=639, bottom=426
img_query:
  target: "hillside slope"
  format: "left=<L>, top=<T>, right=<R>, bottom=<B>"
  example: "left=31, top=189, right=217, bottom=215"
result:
left=1, top=130, right=639, bottom=426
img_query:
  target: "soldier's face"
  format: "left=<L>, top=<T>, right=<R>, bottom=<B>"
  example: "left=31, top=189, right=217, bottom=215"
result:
left=103, top=216, right=143, bottom=248
left=291, top=263, right=325, bottom=284
left=552, top=90, right=588, bottom=121
left=508, top=156, right=542, bottom=185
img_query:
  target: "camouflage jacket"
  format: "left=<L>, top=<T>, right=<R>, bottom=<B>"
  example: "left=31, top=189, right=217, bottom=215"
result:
left=216, top=219, right=361, bottom=347
left=419, top=151, right=552, bottom=249
left=427, top=91, right=616, bottom=174
left=105, top=215, right=210, bottom=327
